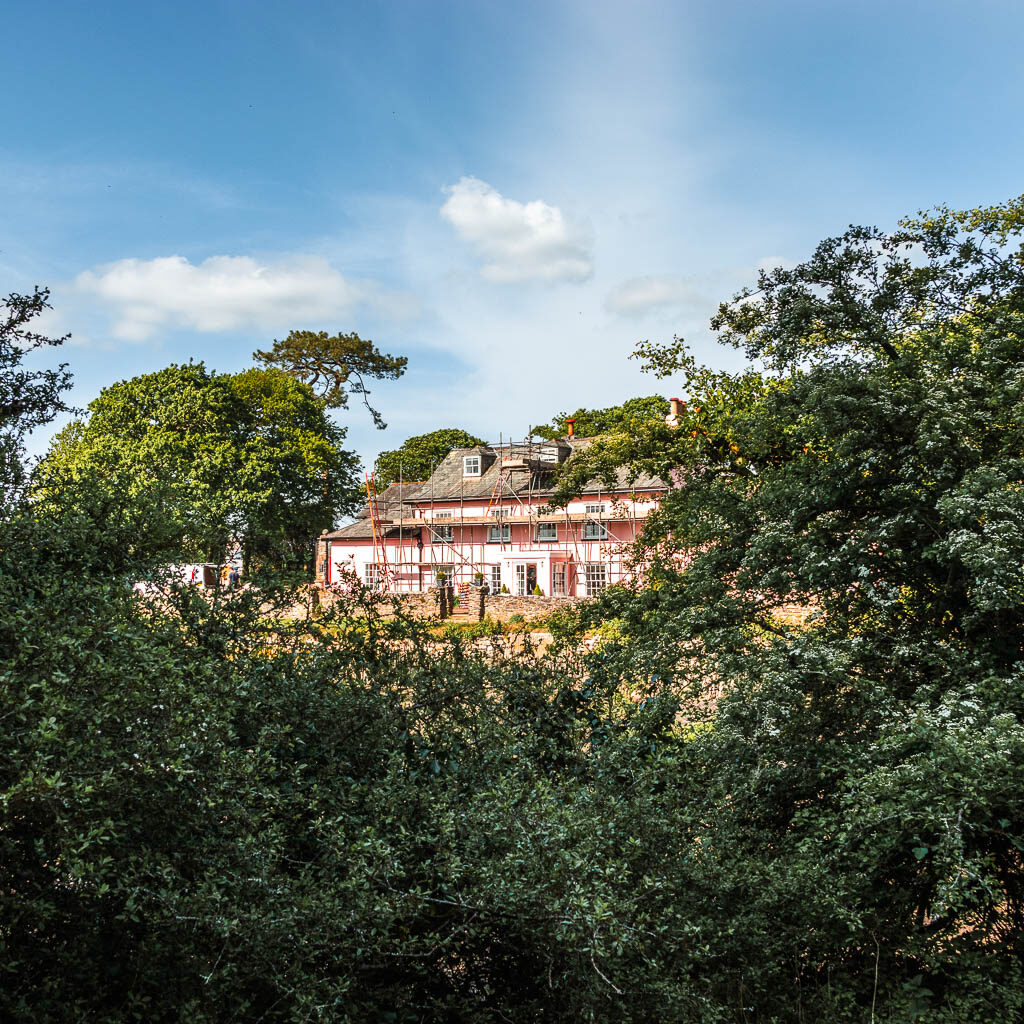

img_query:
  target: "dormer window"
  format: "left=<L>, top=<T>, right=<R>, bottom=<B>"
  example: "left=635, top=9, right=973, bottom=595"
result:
left=463, top=455, right=481, bottom=477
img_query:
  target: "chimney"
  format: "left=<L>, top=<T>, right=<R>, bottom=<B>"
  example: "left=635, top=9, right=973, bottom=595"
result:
left=666, top=397, right=684, bottom=429
left=566, top=418, right=575, bottom=438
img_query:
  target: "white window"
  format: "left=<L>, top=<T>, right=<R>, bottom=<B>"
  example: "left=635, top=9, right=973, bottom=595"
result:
left=434, top=564, right=454, bottom=584
left=489, top=565, right=502, bottom=591
left=584, top=563, right=607, bottom=596
left=364, top=563, right=383, bottom=589
left=552, top=563, right=567, bottom=596
left=488, top=507, right=509, bottom=518
left=583, top=503, right=607, bottom=540
left=429, top=511, right=453, bottom=541
left=463, top=455, right=481, bottom=476
left=487, top=523, right=510, bottom=543
left=536, top=522, right=557, bottom=542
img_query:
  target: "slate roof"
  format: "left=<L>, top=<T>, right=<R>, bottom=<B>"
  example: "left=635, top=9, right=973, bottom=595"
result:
left=323, top=439, right=667, bottom=540
left=322, top=481, right=424, bottom=540
left=406, top=438, right=665, bottom=503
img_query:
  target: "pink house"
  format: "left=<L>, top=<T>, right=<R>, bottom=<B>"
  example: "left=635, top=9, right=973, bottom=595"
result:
left=317, top=438, right=666, bottom=598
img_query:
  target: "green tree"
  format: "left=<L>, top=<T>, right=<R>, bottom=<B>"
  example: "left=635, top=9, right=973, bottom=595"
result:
left=10, top=195, right=1024, bottom=1023
left=373, top=427, right=486, bottom=488
left=39, top=362, right=360, bottom=569
left=253, top=328, right=407, bottom=428
left=0, top=287, right=73, bottom=500
left=555, top=195, right=1024, bottom=1017
left=532, top=394, right=668, bottom=441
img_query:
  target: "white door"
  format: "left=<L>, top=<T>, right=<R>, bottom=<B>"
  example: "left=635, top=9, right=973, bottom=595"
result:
left=514, top=564, right=527, bottom=595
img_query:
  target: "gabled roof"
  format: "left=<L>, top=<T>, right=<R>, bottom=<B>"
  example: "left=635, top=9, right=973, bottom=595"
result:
left=322, top=481, right=423, bottom=540
left=323, top=439, right=668, bottom=540
left=406, top=439, right=665, bottom=503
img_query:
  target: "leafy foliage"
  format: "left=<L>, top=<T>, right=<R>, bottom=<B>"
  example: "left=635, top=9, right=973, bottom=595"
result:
left=556, top=194, right=1024, bottom=1017
left=532, top=395, right=668, bottom=441
left=38, top=363, right=361, bottom=569
left=6, top=197, right=1024, bottom=1022
left=0, top=287, right=72, bottom=499
left=373, top=427, right=486, bottom=488
left=253, top=329, right=407, bottom=428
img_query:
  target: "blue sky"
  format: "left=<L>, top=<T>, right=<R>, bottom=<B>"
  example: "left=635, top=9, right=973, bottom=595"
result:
left=6, top=0, right=1024, bottom=469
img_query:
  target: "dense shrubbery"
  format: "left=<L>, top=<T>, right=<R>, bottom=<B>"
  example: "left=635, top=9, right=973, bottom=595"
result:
left=4, top=197, right=1024, bottom=1022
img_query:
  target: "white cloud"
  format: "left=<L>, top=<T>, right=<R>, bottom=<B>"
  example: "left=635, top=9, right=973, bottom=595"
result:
left=75, top=254, right=417, bottom=341
left=605, top=261, right=794, bottom=320
left=605, top=274, right=710, bottom=317
left=440, top=177, right=593, bottom=284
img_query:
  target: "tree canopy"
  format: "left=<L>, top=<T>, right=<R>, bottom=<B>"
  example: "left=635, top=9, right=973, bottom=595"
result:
left=253, top=329, right=407, bottom=428
left=39, top=362, right=360, bottom=569
left=6, top=196, right=1024, bottom=1022
left=552, top=194, right=1024, bottom=1016
left=531, top=394, right=668, bottom=441
left=372, top=427, right=486, bottom=488
left=0, top=288, right=73, bottom=499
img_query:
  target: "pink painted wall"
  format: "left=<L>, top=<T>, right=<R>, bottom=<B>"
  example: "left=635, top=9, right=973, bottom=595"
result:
left=326, top=490, right=661, bottom=597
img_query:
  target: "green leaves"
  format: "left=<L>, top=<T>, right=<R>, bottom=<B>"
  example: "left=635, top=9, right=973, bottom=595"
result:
left=253, top=328, right=406, bottom=428
left=543, top=195, right=1024, bottom=1019
left=532, top=394, right=669, bottom=442
left=37, top=363, right=361, bottom=570
left=372, top=428, right=486, bottom=489
left=0, top=288, right=73, bottom=503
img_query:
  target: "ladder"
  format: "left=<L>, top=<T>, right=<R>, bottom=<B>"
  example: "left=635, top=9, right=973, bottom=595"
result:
left=364, top=473, right=394, bottom=588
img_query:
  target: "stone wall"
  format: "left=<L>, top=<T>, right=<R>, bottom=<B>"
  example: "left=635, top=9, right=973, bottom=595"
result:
left=311, top=587, right=581, bottom=623
left=391, top=592, right=581, bottom=623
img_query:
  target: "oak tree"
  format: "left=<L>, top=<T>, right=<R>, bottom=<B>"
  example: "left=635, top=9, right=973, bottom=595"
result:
left=39, top=363, right=360, bottom=569
left=531, top=394, right=668, bottom=441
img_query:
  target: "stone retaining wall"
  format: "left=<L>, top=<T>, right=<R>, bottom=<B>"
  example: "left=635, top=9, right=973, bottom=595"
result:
left=308, top=585, right=812, bottom=628
left=392, top=592, right=581, bottom=623
left=307, top=587, right=581, bottom=623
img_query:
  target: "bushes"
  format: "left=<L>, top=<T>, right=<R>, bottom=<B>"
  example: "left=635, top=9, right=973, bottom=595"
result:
left=7, top=199, right=1024, bottom=1019
left=5, top=485, right=1024, bottom=1020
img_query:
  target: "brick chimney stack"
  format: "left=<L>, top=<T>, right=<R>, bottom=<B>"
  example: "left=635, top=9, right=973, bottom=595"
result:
left=666, top=398, right=684, bottom=428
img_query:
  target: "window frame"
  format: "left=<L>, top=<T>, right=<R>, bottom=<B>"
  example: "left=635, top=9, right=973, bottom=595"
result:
left=429, top=510, right=454, bottom=541
left=463, top=455, right=482, bottom=477
left=583, top=503, right=608, bottom=540
left=584, top=562, right=607, bottom=596
left=487, top=523, right=511, bottom=544
left=536, top=522, right=558, bottom=542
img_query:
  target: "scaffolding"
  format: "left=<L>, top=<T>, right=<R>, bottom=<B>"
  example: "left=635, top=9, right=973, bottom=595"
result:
left=358, top=435, right=650, bottom=597
left=364, top=472, right=393, bottom=588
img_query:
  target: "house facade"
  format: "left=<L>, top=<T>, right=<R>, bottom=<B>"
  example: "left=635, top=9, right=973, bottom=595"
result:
left=317, top=437, right=666, bottom=599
